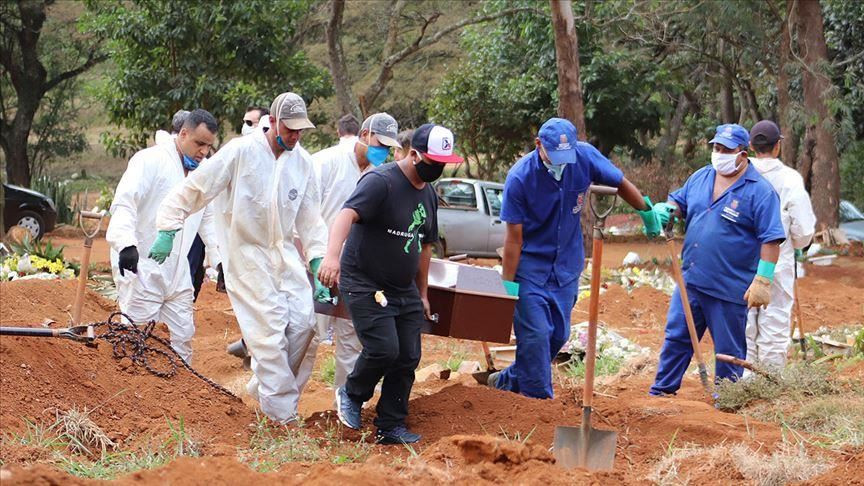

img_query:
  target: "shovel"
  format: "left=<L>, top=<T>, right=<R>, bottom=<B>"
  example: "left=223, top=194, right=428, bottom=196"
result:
left=0, top=324, right=96, bottom=345
left=554, top=184, right=618, bottom=471
left=471, top=341, right=497, bottom=384
left=71, top=210, right=106, bottom=326
left=663, top=215, right=711, bottom=393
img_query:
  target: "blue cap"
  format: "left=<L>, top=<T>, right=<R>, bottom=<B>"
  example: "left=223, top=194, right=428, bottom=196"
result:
left=538, top=118, right=578, bottom=165
left=709, top=124, right=749, bottom=150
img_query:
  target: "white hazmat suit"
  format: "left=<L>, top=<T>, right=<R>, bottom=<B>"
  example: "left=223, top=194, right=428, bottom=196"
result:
left=296, top=141, right=365, bottom=391
left=155, top=128, right=327, bottom=423
left=746, top=157, right=815, bottom=369
left=107, top=135, right=221, bottom=363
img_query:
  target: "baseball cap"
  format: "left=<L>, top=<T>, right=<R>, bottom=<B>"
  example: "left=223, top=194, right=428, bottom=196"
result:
left=412, top=124, right=464, bottom=164
left=709, top=123, right=749, bottom=149
left=538, top=118, right=578, bottom=165
left=270, top=92, right=315, bottom=130
left=361, top=112, right=401, bottom=148
left=750, top=120, right=783, bottom=145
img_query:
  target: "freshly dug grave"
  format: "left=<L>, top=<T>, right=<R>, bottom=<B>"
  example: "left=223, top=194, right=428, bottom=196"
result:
left=0, top=280, right=256, bottom=457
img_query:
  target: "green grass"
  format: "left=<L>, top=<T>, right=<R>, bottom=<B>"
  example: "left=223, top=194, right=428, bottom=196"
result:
left=317, top=355, right=336, bottom=387
left=239, top=414, right=372, bottom=472
left=561, top=353, right=624, bottom=380
left=442, top=350, right=469, bottom=372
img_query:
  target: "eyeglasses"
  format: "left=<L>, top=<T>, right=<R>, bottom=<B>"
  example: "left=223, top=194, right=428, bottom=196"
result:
left=243, top=119, right=254, bottom=127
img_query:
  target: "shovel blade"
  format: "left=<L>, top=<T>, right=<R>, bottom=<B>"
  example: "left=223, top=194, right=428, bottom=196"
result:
left=472, top=370, right=493, bottom=385
left=554, top=424, right=617, bottom=471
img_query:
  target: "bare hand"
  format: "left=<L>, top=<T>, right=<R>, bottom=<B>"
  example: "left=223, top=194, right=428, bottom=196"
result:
left=317, top=255, right=340, bottom=288
left=421, top=296, right=433, bottom=321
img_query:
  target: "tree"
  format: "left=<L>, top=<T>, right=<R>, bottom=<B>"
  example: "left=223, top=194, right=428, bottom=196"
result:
left=85, top=0, right=332, bottom=156
left=1, top=0, right=105, bottom=187
left=796, top=0, right=841, bottom=229
left=550, top=0, right=586, bottom=140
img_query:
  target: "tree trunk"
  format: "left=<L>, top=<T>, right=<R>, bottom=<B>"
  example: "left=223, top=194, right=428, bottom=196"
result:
left=720, top=75, right=737, bottom=124
left=656, top=92, right=690, bottom=164
left=550, top=0, right=587, bottom=141
left=796, top=0, right=840, bottom=229
left=777, top=0, right=798, bottom=166
left=325, top=0, right=357, bottom=117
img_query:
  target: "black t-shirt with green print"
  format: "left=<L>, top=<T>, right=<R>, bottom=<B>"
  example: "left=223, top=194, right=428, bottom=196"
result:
left=339, top=162, right=439, bottom=296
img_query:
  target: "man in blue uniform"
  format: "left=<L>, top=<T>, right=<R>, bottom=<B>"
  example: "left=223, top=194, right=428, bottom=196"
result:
left=488, top=117, right=662, bottom=399
left=649, top=124, right=786, bottom=396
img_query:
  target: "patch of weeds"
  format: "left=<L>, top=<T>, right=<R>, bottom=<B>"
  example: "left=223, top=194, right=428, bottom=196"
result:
left=562, top=353, right=624, bottom=380
left=441, top=349, right=469, bottom=372
left=498, top=425, right=536, bottom=445
left=754, top=398, right=864, bottom=449
left=714, top=363, right=835, bottom=411
left=55, top=407, right=116, bottom=456
left=648, top=440, right=829, bottom=486
left=317, top=355, right=336, bottom=386
left=4, top=418, right=68, bottom=451
left=240, top=413, right=372, bottom=472
left=57, top=448, right=172, bottom=480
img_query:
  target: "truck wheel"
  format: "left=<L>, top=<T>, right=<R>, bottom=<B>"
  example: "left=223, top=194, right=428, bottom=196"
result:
left=431, top=241, right=446, bottom=258
left=16, top=210, right=45, bottom=240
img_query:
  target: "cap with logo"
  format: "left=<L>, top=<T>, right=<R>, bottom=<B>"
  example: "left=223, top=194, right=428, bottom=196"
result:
left=538, top=117, right=578, bottom=165
left=270, top=92, right=315, bottom=130
left=749, top=120, right=783, bottom=145
left=361, top=112, right=401, bottom=148
left=709, top=123, right=749, bottom=149
left=411, top=123, right=464, bottom=164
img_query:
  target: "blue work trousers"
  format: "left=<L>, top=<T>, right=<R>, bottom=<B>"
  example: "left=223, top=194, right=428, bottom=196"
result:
left=496, top=277, right=578, bottom=399
left=650, top=285, right=748, bottom=395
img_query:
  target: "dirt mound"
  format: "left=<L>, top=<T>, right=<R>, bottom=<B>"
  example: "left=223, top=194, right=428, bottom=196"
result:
left=797, top=270, right=864, bottom=330
left=0, top=280, right=256, bottom=455
left=799, top=451, right=864, bottom=485
left=574, top=284, right=671, bottom=348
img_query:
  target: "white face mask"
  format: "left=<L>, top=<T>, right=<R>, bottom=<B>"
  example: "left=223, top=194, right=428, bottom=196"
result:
left=543, top=161, right=565, bottom=181
left=711, top=151, right=742, bottom=176
left=241, top=122, right=255, bottom=136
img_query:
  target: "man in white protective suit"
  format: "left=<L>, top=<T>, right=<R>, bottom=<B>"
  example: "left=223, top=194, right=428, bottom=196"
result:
left=296, top=112, right=402, bottom=391
left=745, top=120, right=816, bottom=370
left=151, top=92, right=331, bottom=424
left=106, top=109, right=222, bottom=364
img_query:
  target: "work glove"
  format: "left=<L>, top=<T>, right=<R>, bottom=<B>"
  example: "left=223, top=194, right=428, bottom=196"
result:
left=652, top=202, right=676, bottom=229
left=148, top=229, right=178, bottom=264
left=118, top=246, right=139, bottom=276
left=637, top=196, right=662, bottom=238
left=744, top=275, right=772, bottom=308
left=502, top=280, right=520, bottom=297
left=794, top=248, right=804, bottom=261
left=216, top=263, right=226, bottom=293
left=309, top=257, right=332, bottom=303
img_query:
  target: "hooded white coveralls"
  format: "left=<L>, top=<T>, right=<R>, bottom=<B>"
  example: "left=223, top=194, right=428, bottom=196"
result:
left=107, top=134, right=221, bottom=364
left=295, top=141, right=365, bottom=390
left=156, top=128, right=327, bottom=423
left=746, top=157, right=815, bottom=368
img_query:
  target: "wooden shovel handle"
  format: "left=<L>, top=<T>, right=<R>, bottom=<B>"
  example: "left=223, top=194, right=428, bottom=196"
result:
left=582, top=235, right=604, bottom=408
left=666, top=239, right=707, bottom=369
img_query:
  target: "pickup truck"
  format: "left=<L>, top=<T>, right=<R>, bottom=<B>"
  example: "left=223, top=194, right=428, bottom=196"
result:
left=433, top=178, right=505, bottom=258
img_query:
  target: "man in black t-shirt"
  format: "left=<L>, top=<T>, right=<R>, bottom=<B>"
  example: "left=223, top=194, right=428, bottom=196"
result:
left=318, top=123, right=463, bottom=445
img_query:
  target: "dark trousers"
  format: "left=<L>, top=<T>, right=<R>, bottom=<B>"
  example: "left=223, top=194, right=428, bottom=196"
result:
left=343, top=290, right=424, bottom=430
left=187, top=234, right=206, bottom=302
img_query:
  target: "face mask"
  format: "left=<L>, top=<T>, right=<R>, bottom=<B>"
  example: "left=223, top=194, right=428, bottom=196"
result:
left=414, top=158, right=445, bottom=182
left=366, top=145, right=389, bottom=167
left=241, top=122, right=255, bottom=136
left=711, top=151, right=742, bottom=175
left=543, top=161, right=565, bottom=181
left=182, top=154, right=199, bottom=171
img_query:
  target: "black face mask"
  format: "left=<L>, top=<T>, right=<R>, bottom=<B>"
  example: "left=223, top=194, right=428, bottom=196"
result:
left=414, top=159, right=445, bottom=182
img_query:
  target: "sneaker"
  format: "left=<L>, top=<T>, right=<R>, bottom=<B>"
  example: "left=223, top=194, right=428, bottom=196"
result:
left=335, top=386, right=362, bottom=430
left=375, top=425, right=421, bottom=445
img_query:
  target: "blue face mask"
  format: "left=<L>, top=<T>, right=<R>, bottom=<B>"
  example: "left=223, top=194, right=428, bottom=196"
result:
left=276, top=135, right=291, bottom=152
left=182, top=154, right=199, bottom=171
left=366, top=145, right=389, bottom=167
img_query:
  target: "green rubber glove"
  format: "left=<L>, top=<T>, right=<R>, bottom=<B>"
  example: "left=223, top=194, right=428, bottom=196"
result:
left=148, top=230, right=178, bottom=264
left=503, top=280, right=520, bottom=297
left=652, top=202, right=676, bottom=228
left=309, top=257, right=332, bottom=303
left=637, top=196, right=661, bottom=238
left=794, top=248, right=804, bottom=261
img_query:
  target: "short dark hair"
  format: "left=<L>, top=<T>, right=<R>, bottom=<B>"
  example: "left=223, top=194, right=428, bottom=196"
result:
left=397, top=129, right=414, bottom=150
left=182, top=109, right=218, bottom=133
left=246, top=106, right=269, bottom=117
left=337, top=114, right=360, bottom=136
left=751, top=141, right=777, bottom=155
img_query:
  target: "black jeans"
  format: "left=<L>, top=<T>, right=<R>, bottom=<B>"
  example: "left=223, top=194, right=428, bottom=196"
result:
left=343, top=290, right=424, bottom=430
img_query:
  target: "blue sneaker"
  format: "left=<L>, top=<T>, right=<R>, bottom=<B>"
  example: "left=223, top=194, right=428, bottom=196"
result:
left=335, top=386, right=362, bottom=430
left=375, top=425, right=421, bottom=445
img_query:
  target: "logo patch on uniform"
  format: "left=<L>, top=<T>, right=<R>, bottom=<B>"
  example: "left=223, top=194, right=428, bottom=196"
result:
left=731, top=199, right=739, bottom=209
left=573, top=192, right=585, bottom=214
left=288, top=188, right=299, bottom=201
left=558, top=134, right=572, bottom=150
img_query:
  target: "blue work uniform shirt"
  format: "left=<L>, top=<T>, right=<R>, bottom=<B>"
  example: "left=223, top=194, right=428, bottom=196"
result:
left=670, top=163, right=785, bottom=304
left=500, top=144, right=623, bottom=287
